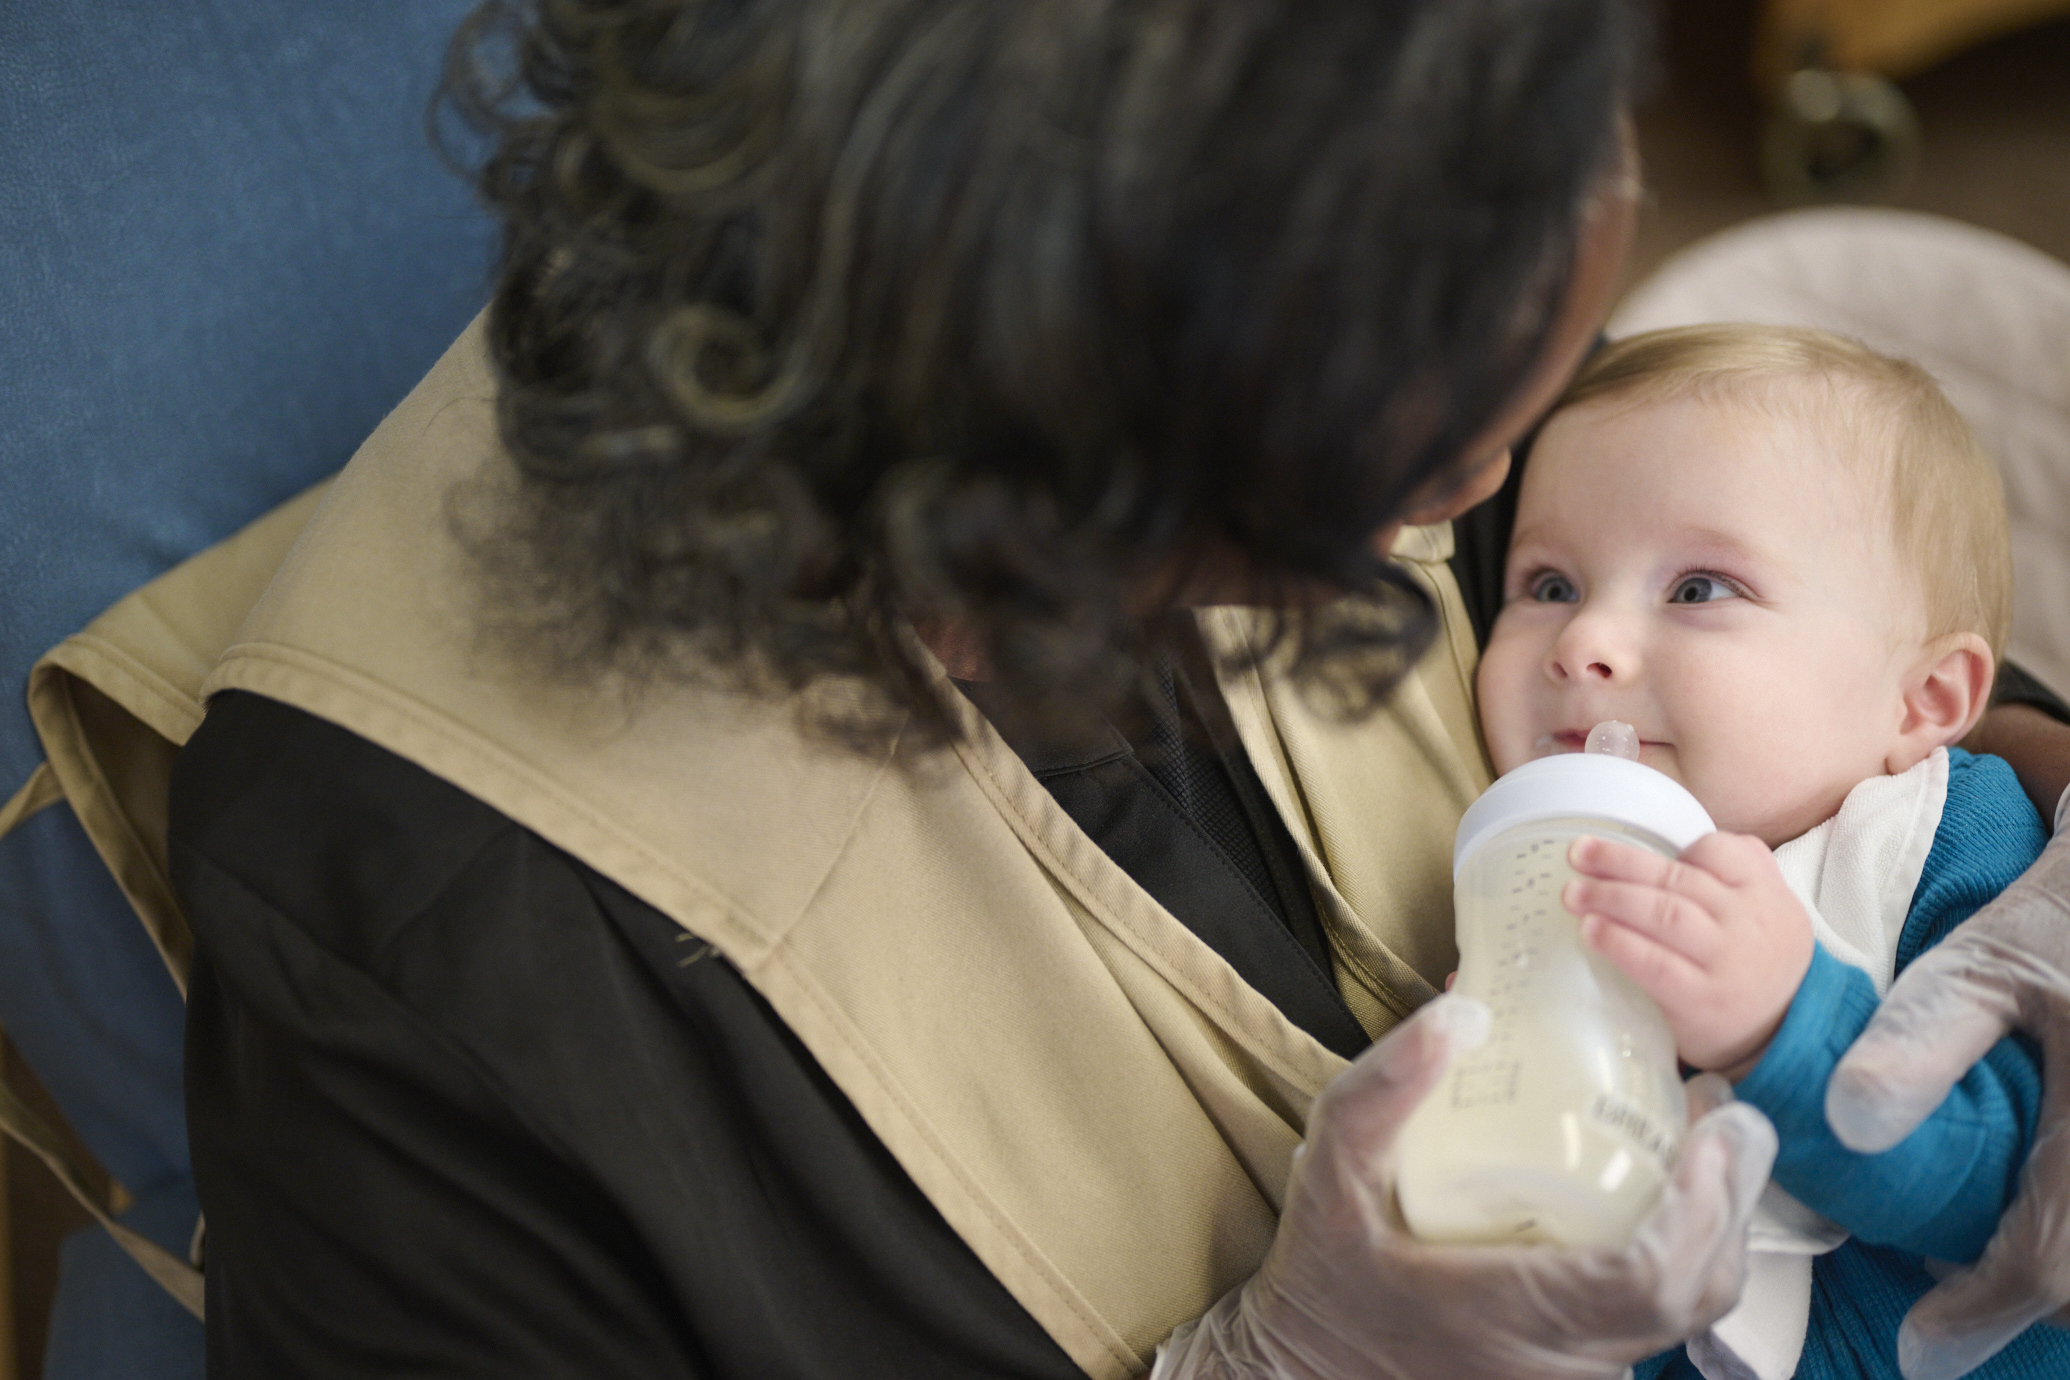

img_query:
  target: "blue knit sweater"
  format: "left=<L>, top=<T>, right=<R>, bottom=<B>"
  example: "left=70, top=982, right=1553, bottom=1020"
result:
left=1637, top=750, right=2063, bottom=1380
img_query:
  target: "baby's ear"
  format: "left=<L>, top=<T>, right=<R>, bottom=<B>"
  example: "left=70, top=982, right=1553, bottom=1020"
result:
left=1888, top=633, right=1994, bottom=774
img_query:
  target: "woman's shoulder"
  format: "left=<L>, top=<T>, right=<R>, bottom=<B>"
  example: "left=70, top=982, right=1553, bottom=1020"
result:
left=171, top=688, right=536, bottom=973
left=170, top=687, right=772, bottom=1158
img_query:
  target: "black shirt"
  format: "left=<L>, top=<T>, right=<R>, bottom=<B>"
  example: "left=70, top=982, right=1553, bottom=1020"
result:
left=179, top=690, right=1083, bottom=1377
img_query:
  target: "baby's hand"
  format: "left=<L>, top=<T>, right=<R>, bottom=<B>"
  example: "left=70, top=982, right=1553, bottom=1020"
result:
left=1563, top=833, right=1814, bottom=1080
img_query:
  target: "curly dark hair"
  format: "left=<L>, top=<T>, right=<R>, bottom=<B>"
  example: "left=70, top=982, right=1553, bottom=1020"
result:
left=438, top=0, right=1645, bottom=745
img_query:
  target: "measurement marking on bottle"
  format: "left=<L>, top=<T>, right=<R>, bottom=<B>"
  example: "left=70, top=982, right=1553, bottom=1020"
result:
left=1450, top=1058, right=1521, bottom=1109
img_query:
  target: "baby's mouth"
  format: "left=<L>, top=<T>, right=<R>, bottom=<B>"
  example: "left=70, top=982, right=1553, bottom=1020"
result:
left=1535, top=730, right=1665, bottom=755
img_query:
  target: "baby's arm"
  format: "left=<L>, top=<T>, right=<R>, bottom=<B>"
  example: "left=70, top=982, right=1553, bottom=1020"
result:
left=1732, top=943, right=2038, bottom=1263
left=1567, top=835, right=2040, bottom=1263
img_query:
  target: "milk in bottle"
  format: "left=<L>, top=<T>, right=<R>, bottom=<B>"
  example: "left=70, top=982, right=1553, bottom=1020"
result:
left=1394, top=722, right=1715, bottom=1248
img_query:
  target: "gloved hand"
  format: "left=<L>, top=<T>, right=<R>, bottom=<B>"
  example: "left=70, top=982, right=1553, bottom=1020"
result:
left=1153, top=994, right=1778, bottom=1379
left=1826, top=822, right=2070, bottom=1380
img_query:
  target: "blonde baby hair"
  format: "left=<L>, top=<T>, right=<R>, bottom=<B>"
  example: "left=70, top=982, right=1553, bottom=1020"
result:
left=1554, top=323, right=2012, bottom=661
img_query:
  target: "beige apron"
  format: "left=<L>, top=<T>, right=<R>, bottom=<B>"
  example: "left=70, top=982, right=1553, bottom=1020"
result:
left=2, top=318, right=1491, bottom=1375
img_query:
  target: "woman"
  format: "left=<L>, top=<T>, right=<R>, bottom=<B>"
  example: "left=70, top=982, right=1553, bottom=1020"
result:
left=169, top=1, right=2070, bottom=1376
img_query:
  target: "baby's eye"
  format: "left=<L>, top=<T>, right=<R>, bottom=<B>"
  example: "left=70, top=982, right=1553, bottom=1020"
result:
left=1668, top=574, right=1738, bottom=605
left=1528, top=572, right=1578, bottom=603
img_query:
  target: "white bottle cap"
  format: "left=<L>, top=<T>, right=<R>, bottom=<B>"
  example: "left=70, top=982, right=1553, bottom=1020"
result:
left=1453, top=754, right=1716, bottom=877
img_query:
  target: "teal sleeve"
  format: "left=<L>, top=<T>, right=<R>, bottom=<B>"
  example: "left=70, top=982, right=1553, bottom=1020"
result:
left=1734, top=943, right=2039, bottom=1262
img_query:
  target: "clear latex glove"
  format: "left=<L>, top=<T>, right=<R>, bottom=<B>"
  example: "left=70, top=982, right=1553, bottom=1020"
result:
left=1152, top=996, right=1777, bottom=1380
left=1826, top=823, right=2070, bottom=1380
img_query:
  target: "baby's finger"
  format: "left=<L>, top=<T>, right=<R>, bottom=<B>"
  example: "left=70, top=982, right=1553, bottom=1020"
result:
left=1564, top=875, right=1723, bottom=967
left=1569, top=836, right=1735, bottom=915
left=1579, top=911, right=1713, bottom=1015
left=1677, top=832, right=1787, bottom=891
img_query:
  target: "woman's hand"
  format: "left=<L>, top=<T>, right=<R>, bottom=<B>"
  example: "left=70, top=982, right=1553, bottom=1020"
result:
left=1152, top=994, right=1777, bottom=1379
left=1825, top=824, right=2070, bottom=1380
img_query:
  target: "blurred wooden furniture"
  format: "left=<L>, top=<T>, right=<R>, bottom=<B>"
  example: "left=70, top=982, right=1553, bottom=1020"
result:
left=1752, top=0, right=2070, bottom=201
left=1757, top=0, right=2070, bottom=82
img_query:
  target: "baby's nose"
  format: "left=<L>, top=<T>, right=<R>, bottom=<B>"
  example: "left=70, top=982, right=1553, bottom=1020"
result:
left=1548, top=619, right=1630, bottom=683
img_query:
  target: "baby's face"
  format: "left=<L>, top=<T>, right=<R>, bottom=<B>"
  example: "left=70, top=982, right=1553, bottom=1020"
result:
left=1477, top=393, right=1923, bottom=846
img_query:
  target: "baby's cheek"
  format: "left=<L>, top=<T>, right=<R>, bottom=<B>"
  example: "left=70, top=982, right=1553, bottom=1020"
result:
left=1478, top=700, right=1535, bottom=776
left=1474, top=638, right=1538, bottom=774
left=1680, top=751, right=1804, bottom=845
left=1644, top=740, right=1737, bottom=828
left=1676, top=759, right=1751, bottom=831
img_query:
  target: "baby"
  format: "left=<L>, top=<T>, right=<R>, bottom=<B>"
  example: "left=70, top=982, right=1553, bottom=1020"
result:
left=1474, top=324, right=2063, bottom=1380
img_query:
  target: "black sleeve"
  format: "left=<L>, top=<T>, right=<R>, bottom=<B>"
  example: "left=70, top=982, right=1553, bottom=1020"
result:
left=174, top=692, right=1086, bottom=1380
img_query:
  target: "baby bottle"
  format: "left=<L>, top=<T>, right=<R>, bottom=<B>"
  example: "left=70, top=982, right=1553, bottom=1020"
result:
left=1393, top=722, right=1715, bottom=1248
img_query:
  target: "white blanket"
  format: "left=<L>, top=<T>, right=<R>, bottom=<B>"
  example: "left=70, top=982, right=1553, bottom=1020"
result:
left=1689, top=749, right=1950, bottom=1380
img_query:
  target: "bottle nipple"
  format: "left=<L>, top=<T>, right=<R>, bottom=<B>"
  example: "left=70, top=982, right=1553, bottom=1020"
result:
left=1584, top=720, right=1640, bottom=760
